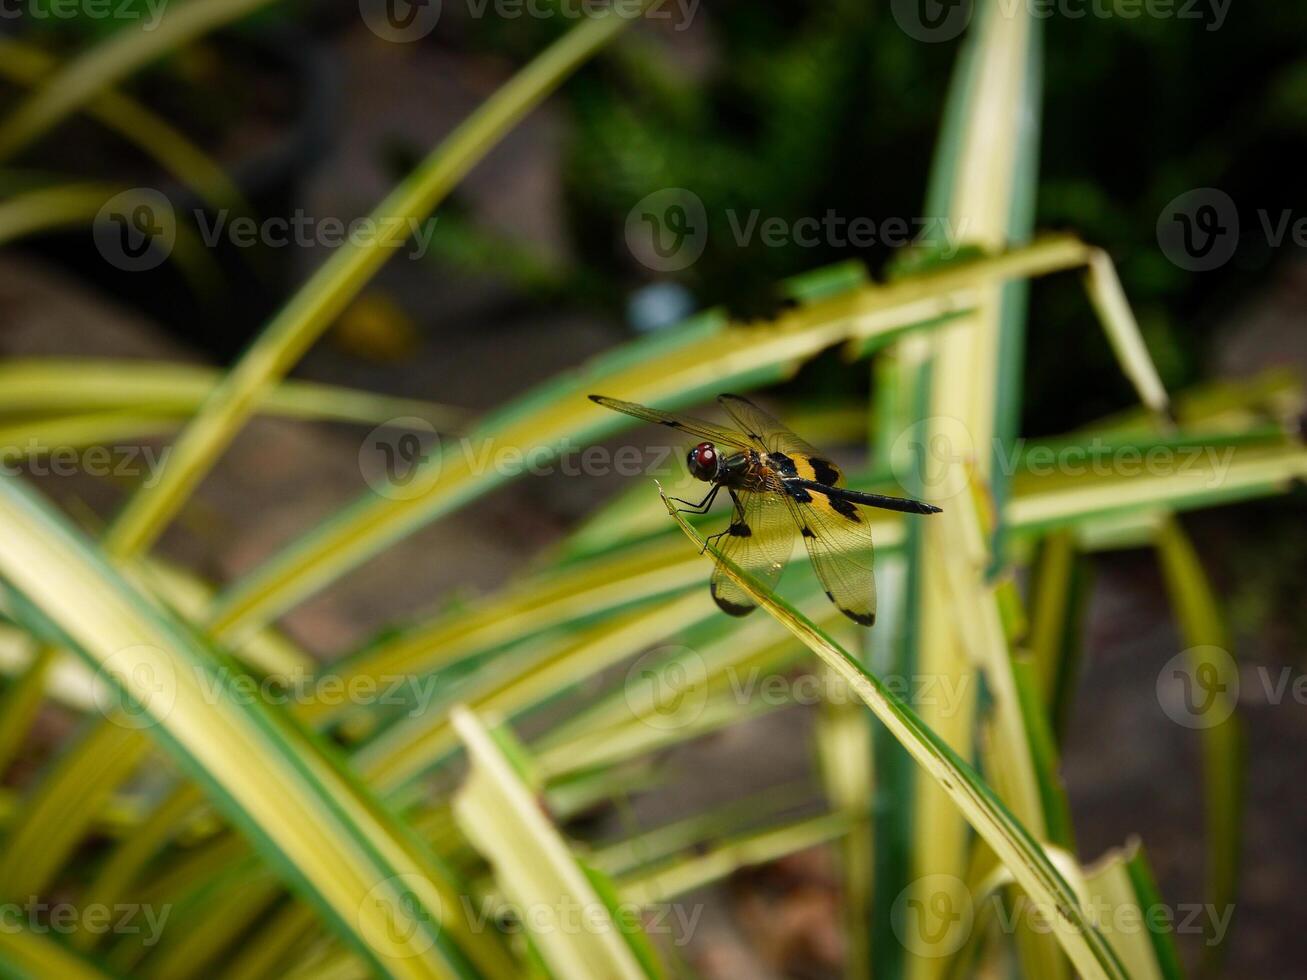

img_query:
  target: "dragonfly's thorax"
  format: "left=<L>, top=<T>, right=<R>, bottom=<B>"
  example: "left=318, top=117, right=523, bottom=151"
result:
left=718, top=450, right=782, bottom=493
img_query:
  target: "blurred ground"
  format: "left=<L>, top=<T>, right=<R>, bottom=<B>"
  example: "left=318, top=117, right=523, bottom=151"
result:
left=3, top=20, right=1305, bottom=979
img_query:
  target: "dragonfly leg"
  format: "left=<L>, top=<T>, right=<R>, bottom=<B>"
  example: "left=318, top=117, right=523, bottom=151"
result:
left=670, top=482, right=721, bottom=514
left=703, top=528, right=728, bottom=553
left=702, top=490, right=745, bottom=554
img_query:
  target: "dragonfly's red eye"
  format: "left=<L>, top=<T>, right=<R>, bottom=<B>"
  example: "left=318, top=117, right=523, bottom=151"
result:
left=687, top=442, right=718, bottom=481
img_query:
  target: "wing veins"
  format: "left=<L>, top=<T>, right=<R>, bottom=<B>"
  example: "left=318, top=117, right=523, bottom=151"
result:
left=710, top=489, right=794, bottom=617
left=782, top=489, right=876, bottom=626
left=718, top=394, right=844, bottom=485
left=589, top=395, right=753, bottom=450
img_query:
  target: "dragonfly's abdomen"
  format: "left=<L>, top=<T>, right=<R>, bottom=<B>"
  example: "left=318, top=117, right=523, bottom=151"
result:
left=767, top=451, right=842, bottom=486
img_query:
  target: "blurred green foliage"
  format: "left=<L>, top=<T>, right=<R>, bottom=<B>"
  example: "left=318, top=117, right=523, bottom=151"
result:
left=438, top=0, right=1307, bottom=432
left=10, top=0, right=1307, bottom=431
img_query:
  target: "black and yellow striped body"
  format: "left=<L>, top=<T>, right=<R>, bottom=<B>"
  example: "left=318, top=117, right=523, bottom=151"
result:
left=587, top=392, right=941, bottom=628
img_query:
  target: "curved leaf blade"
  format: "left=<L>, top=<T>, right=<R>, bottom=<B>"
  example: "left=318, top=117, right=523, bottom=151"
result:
left=655, top=484, right=1127, bottom=980
left=0, top=475, right=511, bottom=979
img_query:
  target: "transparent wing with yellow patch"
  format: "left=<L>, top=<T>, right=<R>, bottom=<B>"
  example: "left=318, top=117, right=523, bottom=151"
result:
left=589, top=395, right=755, bottom=451
left=717, top=394, right=845, bottom=486
left=780, top=487, right=877, bottom=626
left=710, top=490, right=796, bottom=617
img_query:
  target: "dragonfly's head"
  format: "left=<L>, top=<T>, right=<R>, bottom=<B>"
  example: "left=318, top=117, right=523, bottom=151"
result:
left=687, top=442, right=721, bottom=482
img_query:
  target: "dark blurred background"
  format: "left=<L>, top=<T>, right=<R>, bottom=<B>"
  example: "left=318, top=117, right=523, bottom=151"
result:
left=7, top=2, right=1307, bottom=427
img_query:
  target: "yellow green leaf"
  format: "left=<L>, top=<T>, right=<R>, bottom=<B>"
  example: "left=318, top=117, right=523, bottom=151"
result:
left=452, top=706, right=662, bottom=979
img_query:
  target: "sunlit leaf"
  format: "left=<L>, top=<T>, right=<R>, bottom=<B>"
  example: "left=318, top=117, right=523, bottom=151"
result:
left=452, top=706, right=663, bottom=979
left=657, top=485, right=1126, bottom=980
left=0, top=475, right=512, bottom=978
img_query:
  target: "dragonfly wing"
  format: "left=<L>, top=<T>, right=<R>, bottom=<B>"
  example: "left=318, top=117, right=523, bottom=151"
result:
left=781, top=486, right=876, bottom=626
left=710, top=490, right=795, bottom=617
left=589, top=395, right=754, bottom=450
left=717, top=394, right=844, bottom=486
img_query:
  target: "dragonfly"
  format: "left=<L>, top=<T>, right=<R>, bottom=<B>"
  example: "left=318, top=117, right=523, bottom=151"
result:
left=589, top=393, right=941, bottom=627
